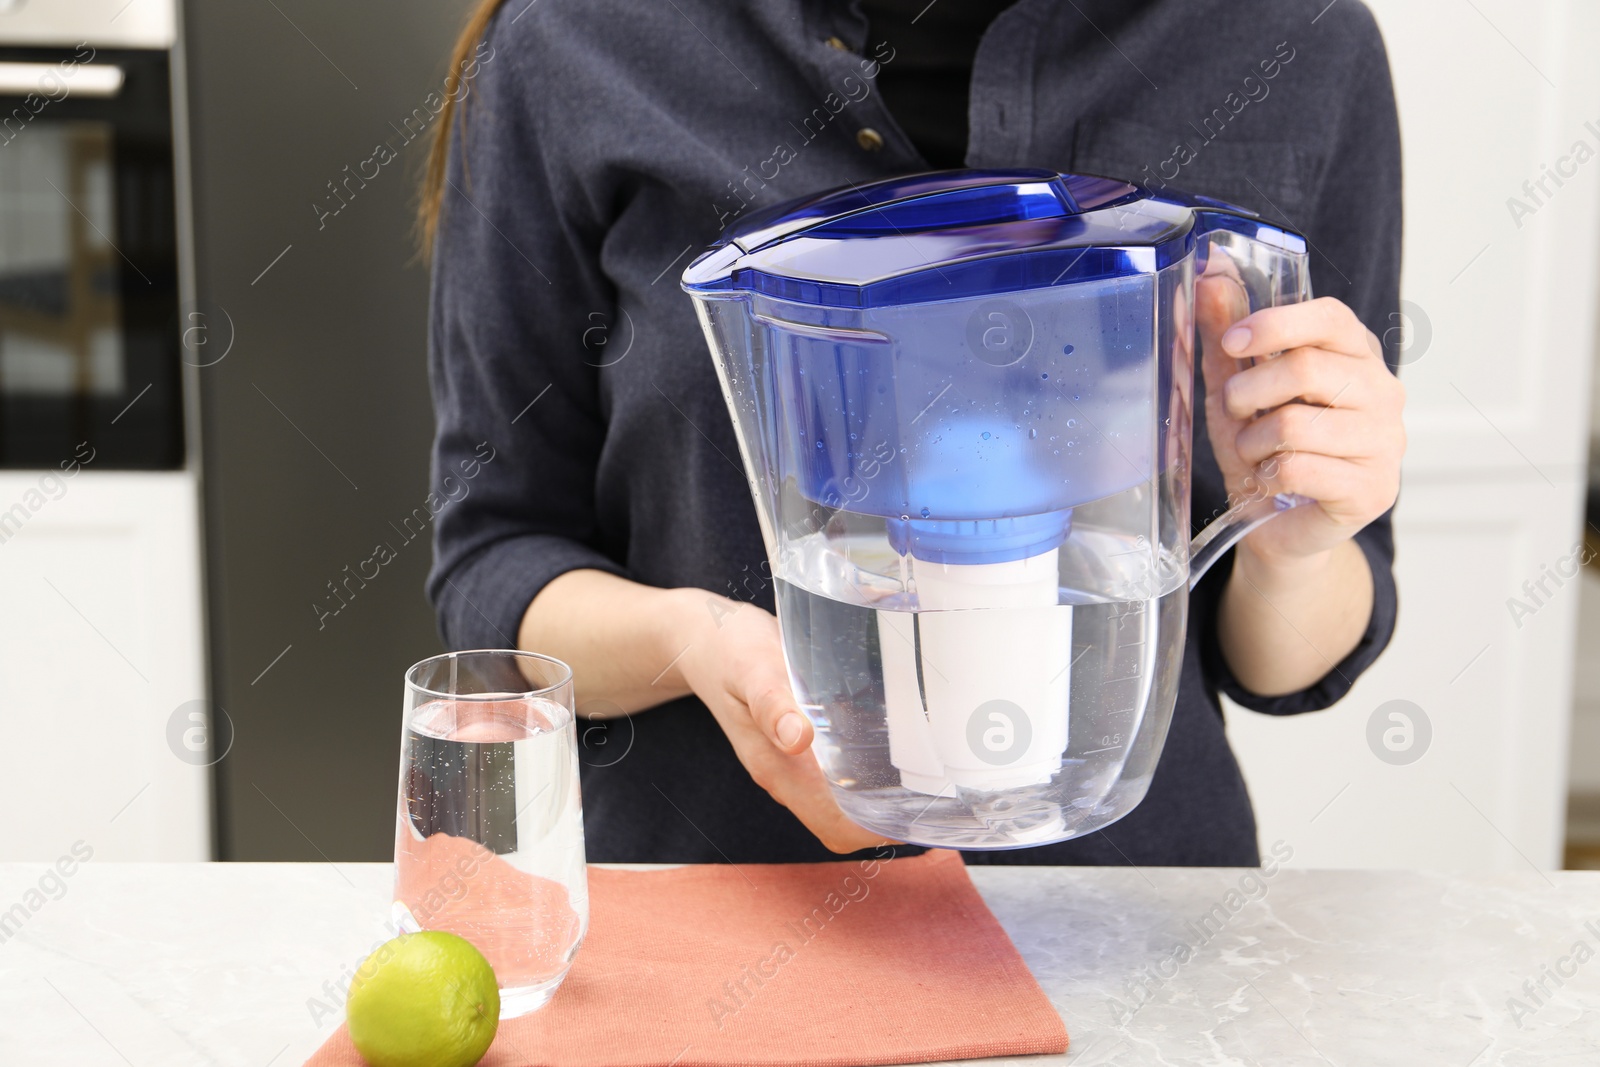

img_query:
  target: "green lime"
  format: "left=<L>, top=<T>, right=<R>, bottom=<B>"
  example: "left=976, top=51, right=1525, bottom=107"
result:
left=346, top=931, right=500, bottom=1067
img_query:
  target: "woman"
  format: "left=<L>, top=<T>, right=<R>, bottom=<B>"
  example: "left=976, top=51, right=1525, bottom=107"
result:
left=420, top=0, right=1406, bottom=866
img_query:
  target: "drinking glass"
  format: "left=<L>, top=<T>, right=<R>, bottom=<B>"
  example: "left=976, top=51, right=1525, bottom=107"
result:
left=393, top=650, right=588, bottom=1017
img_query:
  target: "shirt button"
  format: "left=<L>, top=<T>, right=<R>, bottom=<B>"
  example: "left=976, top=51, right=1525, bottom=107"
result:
left=856, top=127, right=885, bottom=152
left=825, top=35, right=851, bottom=52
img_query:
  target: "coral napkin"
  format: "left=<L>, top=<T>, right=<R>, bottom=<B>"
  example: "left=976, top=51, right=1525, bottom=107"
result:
left=305, top=848, right=1067, bottom=1067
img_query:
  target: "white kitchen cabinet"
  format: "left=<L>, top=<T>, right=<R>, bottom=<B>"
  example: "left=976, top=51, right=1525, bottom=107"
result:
left=1226, top=0, right=1599, bottom=870
left=0, top=470, right=209, bottom=860
left=1228, top=474, right=1586, bottom=870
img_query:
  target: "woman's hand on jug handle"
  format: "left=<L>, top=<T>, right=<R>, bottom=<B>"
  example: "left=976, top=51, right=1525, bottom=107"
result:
left=1195, top=272, right=1406, bottom=697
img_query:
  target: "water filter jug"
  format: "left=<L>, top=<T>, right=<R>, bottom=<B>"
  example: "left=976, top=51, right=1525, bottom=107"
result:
left=682, top=169, right=1310, bottom=848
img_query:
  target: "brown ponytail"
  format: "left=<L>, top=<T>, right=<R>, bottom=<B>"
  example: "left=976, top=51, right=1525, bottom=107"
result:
left=419, top=0, right=514, bottom=256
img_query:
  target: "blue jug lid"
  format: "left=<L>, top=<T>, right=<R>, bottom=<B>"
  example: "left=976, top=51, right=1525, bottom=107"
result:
left=681, top=169, right=1304, bottom=308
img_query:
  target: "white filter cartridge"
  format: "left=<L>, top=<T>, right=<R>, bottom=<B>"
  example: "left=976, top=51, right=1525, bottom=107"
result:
left=878, top=608, right=954, bottom=796
left=879, top=549, right=1071, bottom=794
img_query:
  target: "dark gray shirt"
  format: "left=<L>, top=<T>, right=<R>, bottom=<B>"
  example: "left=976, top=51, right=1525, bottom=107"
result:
left=427, top=0, right=1401, bottom=865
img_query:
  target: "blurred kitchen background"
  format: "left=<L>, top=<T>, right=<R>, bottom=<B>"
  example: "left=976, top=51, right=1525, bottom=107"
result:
left=1, top=0, right=1597, bottom=869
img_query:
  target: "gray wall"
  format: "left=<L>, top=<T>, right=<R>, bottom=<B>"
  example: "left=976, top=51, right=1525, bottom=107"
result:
left=185, top=0, right=475, bottom=859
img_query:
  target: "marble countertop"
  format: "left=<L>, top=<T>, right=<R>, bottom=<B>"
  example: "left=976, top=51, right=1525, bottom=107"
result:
left=1, top=860, right=1595, bottom=1065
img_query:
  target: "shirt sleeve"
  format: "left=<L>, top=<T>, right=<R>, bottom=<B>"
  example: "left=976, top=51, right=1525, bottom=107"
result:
left=425, top=13, right=629, bottom=651
left=1198, top=3, right=1402, bottom=716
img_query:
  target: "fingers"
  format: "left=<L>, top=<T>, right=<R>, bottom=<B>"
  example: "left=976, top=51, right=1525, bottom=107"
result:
left=730, top=722, right=891, bottom=854
left=1247, top=449, right=1399, bottom=525
left=689, top=603, right=895, bottom=854
left=1196, top=271, right=1252, bottom=422
left=816, top=825, right=893, bottom=854
left=1200, top=238, right=1247, bottom=286
left=738, top=665, right=813, bottom=755
left=704, top=602, right=812, bottom=754
left=1221, top=296, right=1383, bottom=363
left=1224, top=346, right=1405, bottom=455
left=1233, top=392, right=1404, bottom=468
left=1196, top=264, right=1250, bottom=354
left=1222, top=346, right=1367, bottom=418
left=811, top=807, right=897, bottom=854
left=1233, top=403, right=1371, bottom=466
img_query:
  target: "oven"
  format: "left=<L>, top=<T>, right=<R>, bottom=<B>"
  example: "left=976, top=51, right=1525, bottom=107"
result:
left=0, top=0, right=210, bottom=864
left=0, top=0, right=184, bottom=468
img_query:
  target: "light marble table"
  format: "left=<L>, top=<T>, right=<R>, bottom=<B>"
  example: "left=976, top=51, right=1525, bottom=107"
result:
left=0, top=861, right=1596, bottom=1065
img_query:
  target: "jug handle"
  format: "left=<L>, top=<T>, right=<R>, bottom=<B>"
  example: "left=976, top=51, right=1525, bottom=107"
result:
left=1187, top=210, right=1315, bottom=591
left=1188, top=492, right=1304, bottom=590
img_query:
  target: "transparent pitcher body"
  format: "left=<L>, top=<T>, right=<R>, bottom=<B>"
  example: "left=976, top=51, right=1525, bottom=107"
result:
left=693, top=257, right=1196, bottom=847
left=685, top=170, right=1308, bottom=849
